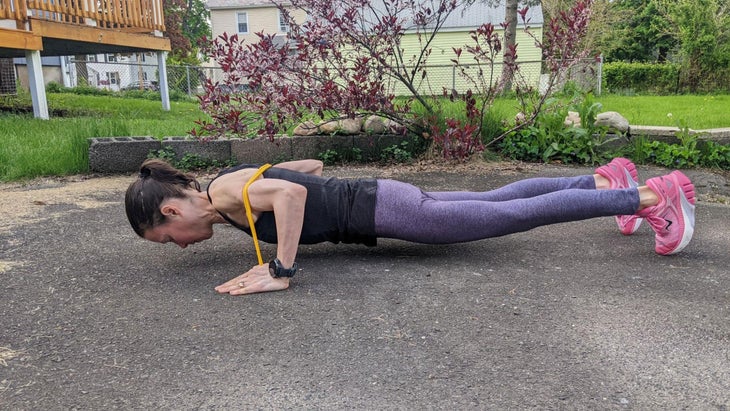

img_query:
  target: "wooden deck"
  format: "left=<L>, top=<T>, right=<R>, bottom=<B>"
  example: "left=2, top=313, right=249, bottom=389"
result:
left=0, top=0, right=170, bottom=57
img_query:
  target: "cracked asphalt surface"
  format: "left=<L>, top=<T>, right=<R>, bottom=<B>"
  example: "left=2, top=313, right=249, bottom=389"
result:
left=1, top=161, right=729, bottom=409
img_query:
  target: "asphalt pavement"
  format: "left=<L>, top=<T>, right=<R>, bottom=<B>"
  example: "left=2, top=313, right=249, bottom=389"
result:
left=1, top=161, right=729, bottom=409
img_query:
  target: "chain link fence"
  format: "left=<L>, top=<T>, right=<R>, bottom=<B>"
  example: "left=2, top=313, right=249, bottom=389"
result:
left=2, top=54, right=600, bottom=97
left=58, top=54, right=602, bottom=97
left=0, top=58, right=18, bottom=94
left=7, top=53, right=730, bottom=97
left=66, top=57, right=222, bottom=95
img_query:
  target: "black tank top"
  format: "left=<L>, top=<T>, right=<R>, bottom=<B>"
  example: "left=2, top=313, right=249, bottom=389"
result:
left=206, top=164, right=378, bottom=246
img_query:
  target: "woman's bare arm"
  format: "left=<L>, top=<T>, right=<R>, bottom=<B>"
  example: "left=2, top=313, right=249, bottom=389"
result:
left=273, top=159, right=323, bottom=176
left=210, top=172, right=307, bottom=295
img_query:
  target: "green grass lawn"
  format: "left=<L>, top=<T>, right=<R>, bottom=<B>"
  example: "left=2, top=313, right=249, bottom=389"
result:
left=593, top=94, right=730, bottom=129
left=1, top=92, right=729, bottom=181
left=0, top=94, right=203, bottom=181
left=487, top=94, right=730, bottom=130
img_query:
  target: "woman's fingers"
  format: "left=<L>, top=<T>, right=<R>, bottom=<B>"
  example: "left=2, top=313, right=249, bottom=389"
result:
left=215, top=264, right=290, bottom=295
left=214, top=273, right=247, bottom=293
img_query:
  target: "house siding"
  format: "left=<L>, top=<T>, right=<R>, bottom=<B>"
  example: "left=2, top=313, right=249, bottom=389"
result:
left=210, top=7, right=306, bottom=43
left=392, top=28, right=544, bottom=95
left=207, top=3, right=544, bottom=95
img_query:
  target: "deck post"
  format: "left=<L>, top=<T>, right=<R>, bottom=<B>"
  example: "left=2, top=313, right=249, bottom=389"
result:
left=157, top=51, right=170, bottom=111
left=25, top=50, right=49, bottom=120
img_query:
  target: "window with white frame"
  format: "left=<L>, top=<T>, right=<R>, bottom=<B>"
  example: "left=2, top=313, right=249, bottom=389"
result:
left=237, top=12, right=249, bottom=34
left=106, top=54, right=117, bottom=63
left=108, top=72, right=120, bottom=85
left=278, top=10, right=290, bottom=33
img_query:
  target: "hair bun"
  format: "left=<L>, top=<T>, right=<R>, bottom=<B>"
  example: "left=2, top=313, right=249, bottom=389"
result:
left=139, top=166, right=152, bottom=179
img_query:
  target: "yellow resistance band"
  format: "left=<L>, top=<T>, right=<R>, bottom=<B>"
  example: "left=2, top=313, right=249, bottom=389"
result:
left=243, top=163, right=272, bottom=265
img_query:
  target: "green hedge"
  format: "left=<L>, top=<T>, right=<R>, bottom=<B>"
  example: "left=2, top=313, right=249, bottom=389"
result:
left=603, top=62, right=680, bottom=95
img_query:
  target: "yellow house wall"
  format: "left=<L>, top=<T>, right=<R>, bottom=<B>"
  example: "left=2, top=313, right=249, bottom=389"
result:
left=209, top=6, right=543, bottom=96
left=209, top=7, right=307, bottom=44
left=392, top=28, right=544, bottom=96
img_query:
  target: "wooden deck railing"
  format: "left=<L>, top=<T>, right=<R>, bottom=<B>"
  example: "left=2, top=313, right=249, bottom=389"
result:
left=0, top=0, right=165, bottom=32
left=0, top=0, right=28, bottom=21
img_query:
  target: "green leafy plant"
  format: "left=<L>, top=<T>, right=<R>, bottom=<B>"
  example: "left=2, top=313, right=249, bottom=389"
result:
left=317, top=147, right=364, bottom=166
left=345, top=147, right=363, bottom=163
left=380, top=141, right=413, bottom=164
left=698, top=141, right=730, bottom=169
left=147, top=146, right=233, bottom=171
left=622, top=118, right=726, bottom=169
left=499, top=94, right=615, bottom=165
left=147, top=146, right=177, bottom=163
left=317, top=149, right=341, bottom=166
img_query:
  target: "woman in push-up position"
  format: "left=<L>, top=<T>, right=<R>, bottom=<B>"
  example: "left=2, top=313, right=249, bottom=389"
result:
left=125, top=157, right=696, bottom=296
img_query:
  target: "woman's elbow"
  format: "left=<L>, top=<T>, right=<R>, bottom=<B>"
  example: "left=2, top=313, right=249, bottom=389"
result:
left=311, top=160, right=324, bottom=175
left=287, top=184, right=308, bottom=202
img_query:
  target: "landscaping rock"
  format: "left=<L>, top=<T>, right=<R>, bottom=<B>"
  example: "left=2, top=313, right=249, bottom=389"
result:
left=340, top=118, right=363, bottom=134
left=564, top=111, right=581, bottom=127
left=318, top=119, right=340, bottom=134
left=292, top=120, right=319, bottom=136
left=594, top=111, right=629, bottom=134
left=317, top=117, right=364, bottom=135
left=363, top=115, right=405, bottom=134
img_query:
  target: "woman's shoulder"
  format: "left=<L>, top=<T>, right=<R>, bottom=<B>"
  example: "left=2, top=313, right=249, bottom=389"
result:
left=207, top=168, right=260, bottom=209
left=215, top=163, right=261, bottom=177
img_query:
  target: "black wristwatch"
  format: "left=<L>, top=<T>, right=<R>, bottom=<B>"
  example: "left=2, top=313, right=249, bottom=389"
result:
left=269, top=258, right=298, bottom=278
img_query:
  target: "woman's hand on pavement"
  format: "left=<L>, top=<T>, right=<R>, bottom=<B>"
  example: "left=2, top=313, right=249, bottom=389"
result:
left=215, top=264, right=290, bottom=295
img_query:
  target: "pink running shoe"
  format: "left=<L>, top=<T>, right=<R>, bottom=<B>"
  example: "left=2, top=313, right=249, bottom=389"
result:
left=595, top=158, right=643, bottom=235
left=636, top=171, right=696, bottom=255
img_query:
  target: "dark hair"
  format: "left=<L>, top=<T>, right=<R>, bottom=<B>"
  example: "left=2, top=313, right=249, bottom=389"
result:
left=125, top=159, right=201, bottom=237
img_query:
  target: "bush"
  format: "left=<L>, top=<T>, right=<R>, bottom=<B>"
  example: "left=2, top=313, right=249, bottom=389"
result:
left=72, top=84, right=115, bottom=97
left=498, top=95, right=615, bottom=165
left=603, top=62, right=680, bottom=95
left=45, top=82, right=68, bottom=93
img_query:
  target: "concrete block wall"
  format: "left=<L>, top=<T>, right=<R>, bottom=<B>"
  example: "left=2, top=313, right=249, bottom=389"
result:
left=162, top=137, right=232, bottom=163
left=88, top=135, right=417, bottom=173
left=230, top=137, right=293, bottom=165
left=89, top=137, right=161, bottom=173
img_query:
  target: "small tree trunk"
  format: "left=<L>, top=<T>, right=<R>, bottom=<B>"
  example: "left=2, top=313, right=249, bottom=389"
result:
left=502, top=0, right=519, bottom=93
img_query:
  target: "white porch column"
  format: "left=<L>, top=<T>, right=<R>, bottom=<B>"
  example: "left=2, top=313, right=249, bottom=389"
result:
left=157, top=51, right=170, bottom=111
left=25, top=50, right=49, bottom=120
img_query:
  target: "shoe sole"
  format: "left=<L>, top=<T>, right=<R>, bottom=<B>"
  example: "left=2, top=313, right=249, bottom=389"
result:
left=666, top=171, right=696, bottom=254
left=658, top=171, right=696, bottom=255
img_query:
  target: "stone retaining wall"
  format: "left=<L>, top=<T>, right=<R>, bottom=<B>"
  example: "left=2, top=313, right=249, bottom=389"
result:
left=88, top=127, right=730, bottom=173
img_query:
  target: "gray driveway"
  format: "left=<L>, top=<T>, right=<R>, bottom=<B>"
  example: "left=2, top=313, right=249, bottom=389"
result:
left=1, top=162, right=729, bottom=409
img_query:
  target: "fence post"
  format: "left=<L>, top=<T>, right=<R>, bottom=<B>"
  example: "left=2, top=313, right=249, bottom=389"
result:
left=186, top=65, right=192, bottom=95
left=596, top=54, right=603, bottom=96
left=452, top=65, right=455, bottom=93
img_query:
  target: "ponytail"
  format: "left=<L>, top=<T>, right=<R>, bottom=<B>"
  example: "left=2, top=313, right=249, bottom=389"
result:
left=125, top=159, right=201, bottom=237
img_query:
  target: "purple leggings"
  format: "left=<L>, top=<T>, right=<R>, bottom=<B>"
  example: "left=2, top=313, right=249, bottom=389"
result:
left=373, top=175, right=640, bottom=244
